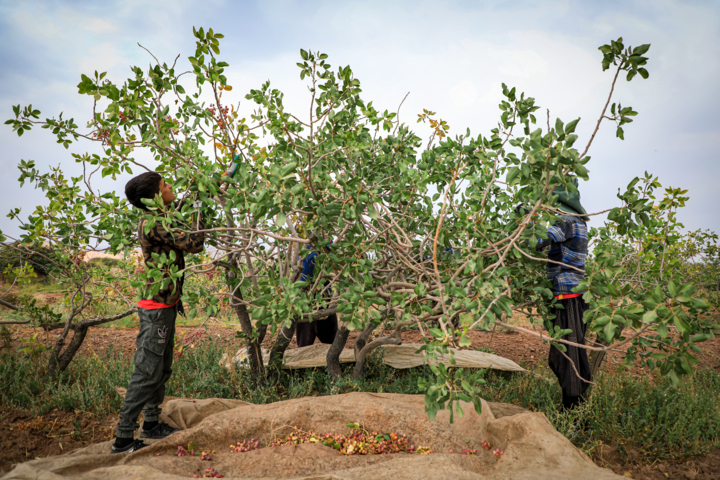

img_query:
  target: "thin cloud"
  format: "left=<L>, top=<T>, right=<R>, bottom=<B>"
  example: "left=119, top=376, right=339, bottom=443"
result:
left=0, top=0, right=718, bottom=240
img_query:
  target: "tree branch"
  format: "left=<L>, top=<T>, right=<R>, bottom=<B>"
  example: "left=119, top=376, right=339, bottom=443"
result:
left=0, top=298, right=21, bottom=311
left=579, top=62, right=623, bottom=159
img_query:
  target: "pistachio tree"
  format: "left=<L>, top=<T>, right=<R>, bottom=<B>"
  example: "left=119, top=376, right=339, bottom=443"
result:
left=410, top=38, right=714, bottom=419
left=3, top=28, right=432, bottom=381
left=4, top=32, right=715, bottom=420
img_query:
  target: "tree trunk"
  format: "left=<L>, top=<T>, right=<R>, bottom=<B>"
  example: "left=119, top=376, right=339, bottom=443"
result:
left=47, top=324, right=89, bottom=377
left=45, top=293, right=92, bottom=377
left=351, top=321, right=376, bottom=380
left=243, top=251, right=267, bottom=346
left=352, top=335, right=401, bottom=380
left=231, top=294, right=264, bottom=378
left=327, top=323, right=350, bottom=381
left=44, top=307, right=136, bottom=378
left=268, top=319, right=297, bottom=372
left=224, top=259, right=264, bottom=378
left=588, top=333, right=608, bottom=379
left=257, top=321, right=268, bottom=345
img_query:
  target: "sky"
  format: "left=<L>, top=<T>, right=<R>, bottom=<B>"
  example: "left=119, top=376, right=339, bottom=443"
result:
left=1, top=0, right=719, bottom=241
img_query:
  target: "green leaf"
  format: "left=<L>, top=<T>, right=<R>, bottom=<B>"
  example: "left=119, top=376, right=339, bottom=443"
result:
left=642, top=309, right=657, bottom=324
left=673, top=314, right=691, bottom=334
left=565, top=134, right=578, bottom=148
left=691, top=334, right=709, bottom=343
left=595, top=315, right=611, bottom=326
left=632, top=44, right=651, bottom=55
left=564, top=118, right=580, bottom=134
left=603, top=321, right=617, bottom=343
left=429, top=328, right=444, bottom=338
left=368, top=204, right=378, bottom=220
left=506, top=166, right=520, bottom=185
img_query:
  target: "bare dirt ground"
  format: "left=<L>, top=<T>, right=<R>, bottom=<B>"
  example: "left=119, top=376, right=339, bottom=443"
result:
left=596, top=444, right=720, bottom=480
left=7, top=321, right=719, bottom=374
left=1, top=321, right=719, bottom=478
left=0, top=407, right=117, bottom=475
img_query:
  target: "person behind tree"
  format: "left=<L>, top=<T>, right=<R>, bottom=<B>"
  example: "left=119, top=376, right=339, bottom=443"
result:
left=111, top=172, right=205, bottom=453
left=296, top=244, right=338, bottom=347
left=529, top=178, right=592, bottom=411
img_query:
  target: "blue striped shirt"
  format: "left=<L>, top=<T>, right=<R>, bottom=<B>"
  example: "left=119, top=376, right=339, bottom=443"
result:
left=536, top=215, right=587, bottom=295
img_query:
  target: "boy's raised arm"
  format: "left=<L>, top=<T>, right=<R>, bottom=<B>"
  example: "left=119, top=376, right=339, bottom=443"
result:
left=143, top=217, right=205, bottom=254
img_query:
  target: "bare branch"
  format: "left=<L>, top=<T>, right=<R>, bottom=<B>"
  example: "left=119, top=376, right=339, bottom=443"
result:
left=0, top=298, right=21, bottom=311
left=579, top=62, right=623, bottom=159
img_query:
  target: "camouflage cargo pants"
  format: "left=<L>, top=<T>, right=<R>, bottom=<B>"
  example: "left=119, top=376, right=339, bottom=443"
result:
left=116, top=305, right=177, bottom=439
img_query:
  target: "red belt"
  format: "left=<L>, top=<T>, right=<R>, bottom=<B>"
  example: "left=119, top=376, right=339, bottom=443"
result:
left=553, top=293, right=582, bottom=300
left=137, top=299, right=180, bottom=309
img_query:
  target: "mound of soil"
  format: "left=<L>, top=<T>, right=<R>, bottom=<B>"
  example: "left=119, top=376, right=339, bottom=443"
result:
left=2, top=392, right=626, bottom=480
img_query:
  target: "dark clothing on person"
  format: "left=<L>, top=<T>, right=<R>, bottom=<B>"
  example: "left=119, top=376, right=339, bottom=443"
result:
left=548, top=296, right=592, bottom=404
left=562, top=391, right=585, bottom=411
left=300, top=249, right=320, bottom=283
left=116, top=304, right=178, bottom=438
left=116, top=207, right=205, bottom=441
left=529, top=180, right=592, bottom=410
left=297, top=247, right=338, bottom=348
left=137, top=212, right=205, bottom=306
left=296, top=314, right=339, bottom=347
left=553, top=178, right=590, bottom=221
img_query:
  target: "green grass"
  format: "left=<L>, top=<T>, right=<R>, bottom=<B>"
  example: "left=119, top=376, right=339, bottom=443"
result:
left=1, top=339, right=718, bottom=462
left=98, top=314, right=140, bottom=328
left=97, top=311, right=237, bottom=329
left=0, top=346, right=133, bottom=417
left=479, top=367, right=720, bottom=459
left=13, top=281, right=62, bottom=295
left=0, top=277, right=64, bottom=307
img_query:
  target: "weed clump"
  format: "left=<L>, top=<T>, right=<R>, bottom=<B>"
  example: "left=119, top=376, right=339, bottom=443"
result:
left=1, top=338, right=718, bottom=462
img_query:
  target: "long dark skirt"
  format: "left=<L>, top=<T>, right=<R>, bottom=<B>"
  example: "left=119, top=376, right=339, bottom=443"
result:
left=296, top=313, right=338, bottom=347
left=548, top=296, right=592, bottom=399
left=297, top=281, right=339, bottom=348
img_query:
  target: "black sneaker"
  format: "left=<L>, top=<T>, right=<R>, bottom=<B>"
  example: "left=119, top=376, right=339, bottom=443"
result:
left=111, top=439, right=147, bottom=454
left=140, top=422, right=178, bottom=439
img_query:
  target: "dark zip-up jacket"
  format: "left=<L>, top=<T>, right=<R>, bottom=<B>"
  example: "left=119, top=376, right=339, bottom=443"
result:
left=138, top=210, right=205, bottom=305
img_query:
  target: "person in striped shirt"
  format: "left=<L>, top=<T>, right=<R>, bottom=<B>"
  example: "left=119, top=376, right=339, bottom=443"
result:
left=534, top=178, right=592, bottom=411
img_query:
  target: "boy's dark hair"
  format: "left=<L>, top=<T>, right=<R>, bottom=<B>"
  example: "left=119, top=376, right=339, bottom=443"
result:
left=125, top=172, right=162, bottom=210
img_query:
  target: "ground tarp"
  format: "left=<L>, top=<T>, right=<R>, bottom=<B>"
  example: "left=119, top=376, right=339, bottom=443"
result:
left=1, top=392, right=623, bottom=480
left=221, top=343, right=526, bottom=373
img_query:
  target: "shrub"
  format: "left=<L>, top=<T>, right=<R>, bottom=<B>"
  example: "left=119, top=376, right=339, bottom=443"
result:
left=0, top=242, right=57, bottom=276
left=88, top=257, right=123, bottom=269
